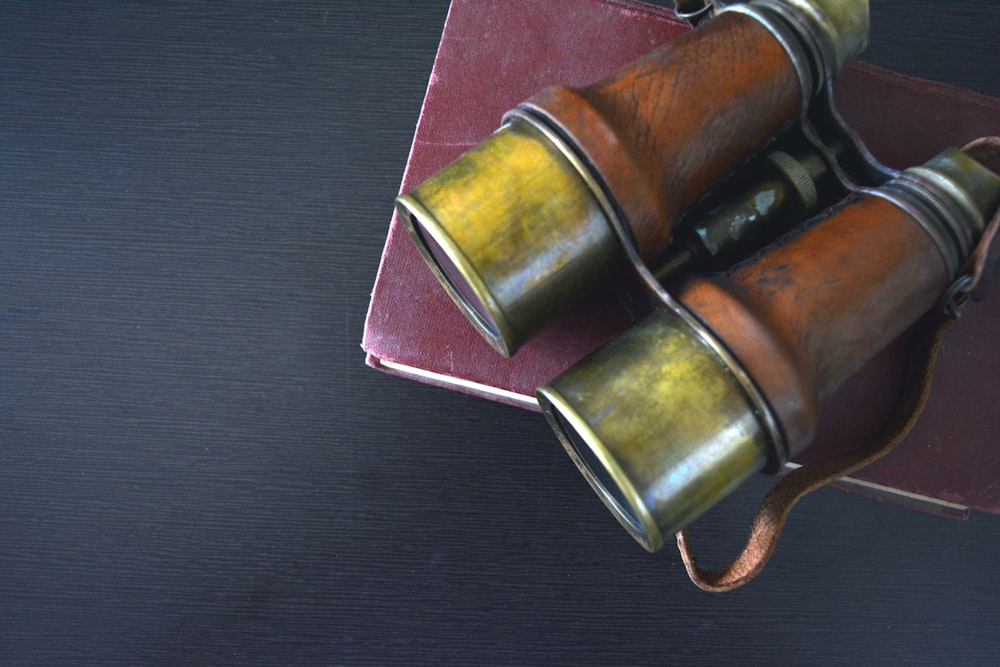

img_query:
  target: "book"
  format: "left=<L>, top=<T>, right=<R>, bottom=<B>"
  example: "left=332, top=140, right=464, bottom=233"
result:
left=363, top=0, right=1000, bottom=517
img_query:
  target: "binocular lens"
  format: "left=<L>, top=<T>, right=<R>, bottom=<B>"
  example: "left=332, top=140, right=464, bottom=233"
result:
left=407, top=210, right=500, bottom=338
left=549, top=406, right=646, bottom=537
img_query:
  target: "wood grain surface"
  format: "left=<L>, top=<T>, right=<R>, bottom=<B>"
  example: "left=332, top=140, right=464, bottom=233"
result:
left=1, top=1, right=998, bottom=664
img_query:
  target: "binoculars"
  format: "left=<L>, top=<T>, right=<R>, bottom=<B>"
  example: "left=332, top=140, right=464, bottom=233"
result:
left=396, top=0, right=1000, bottom=551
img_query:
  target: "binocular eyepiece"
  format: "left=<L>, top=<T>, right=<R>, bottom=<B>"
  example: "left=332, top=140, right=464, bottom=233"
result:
left=395, top=0, right=1000, bottom=552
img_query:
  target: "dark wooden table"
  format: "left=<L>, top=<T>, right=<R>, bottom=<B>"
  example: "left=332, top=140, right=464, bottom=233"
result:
left=2, top=1, right=998, bottom=664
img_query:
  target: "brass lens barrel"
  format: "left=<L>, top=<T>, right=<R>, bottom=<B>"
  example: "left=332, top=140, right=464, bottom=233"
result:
left=537, top=307, right=774, bottom=552
left=397, top=116, right=619, bottom=354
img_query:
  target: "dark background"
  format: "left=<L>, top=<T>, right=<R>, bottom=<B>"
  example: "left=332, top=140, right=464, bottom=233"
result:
left=1, top=1, right=998, bottom=664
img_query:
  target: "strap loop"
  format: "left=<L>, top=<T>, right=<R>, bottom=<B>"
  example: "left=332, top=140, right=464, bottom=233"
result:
left=673, top=1, right=717, bottom=26
left=938, top=273, right=973, bottom=319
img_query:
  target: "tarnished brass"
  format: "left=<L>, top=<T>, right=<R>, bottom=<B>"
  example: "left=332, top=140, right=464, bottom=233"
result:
left=397, top=0, right=871, bottom=356
left=537, top=308, right=774, bottom=552
left=396, top=116, right=620, bottom=355
left=538, top=151, right=1000, bottom=549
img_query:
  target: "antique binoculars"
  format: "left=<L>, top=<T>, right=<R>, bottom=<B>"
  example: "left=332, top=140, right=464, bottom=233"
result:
left=396, top=0, right=1000, bottom=550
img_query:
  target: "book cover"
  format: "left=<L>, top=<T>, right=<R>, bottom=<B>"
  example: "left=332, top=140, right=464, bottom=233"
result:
left=363, top=0, right=1000, bottom=516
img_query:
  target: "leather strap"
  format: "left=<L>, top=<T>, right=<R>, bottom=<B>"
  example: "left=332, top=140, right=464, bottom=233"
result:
left=676, top=314, right=952, bottom=591
left=959, top=137, right=1000, bottom=295
left=675, top=137, right=1000, bottom=592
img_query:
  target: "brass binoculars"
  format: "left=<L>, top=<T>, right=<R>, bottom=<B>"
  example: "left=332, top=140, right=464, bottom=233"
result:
left=396, top=0, right=1000, bottom=551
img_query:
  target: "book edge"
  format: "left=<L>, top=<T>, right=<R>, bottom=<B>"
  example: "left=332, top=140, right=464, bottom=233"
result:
left=366, top=352, right=540, bottom=410
left=366, top=351, right=974, bottom=518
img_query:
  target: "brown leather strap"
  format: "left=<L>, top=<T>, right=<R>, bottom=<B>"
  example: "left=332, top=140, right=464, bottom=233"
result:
left=675, top=137, right=1000, bottom=592
left=960, top=137, right=1000, bottom=294
left=676, top=314, right=952, bottom=591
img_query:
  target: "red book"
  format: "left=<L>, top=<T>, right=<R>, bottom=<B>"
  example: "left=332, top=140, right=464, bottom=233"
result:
left=363, top=0, right=1000, bottom=517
